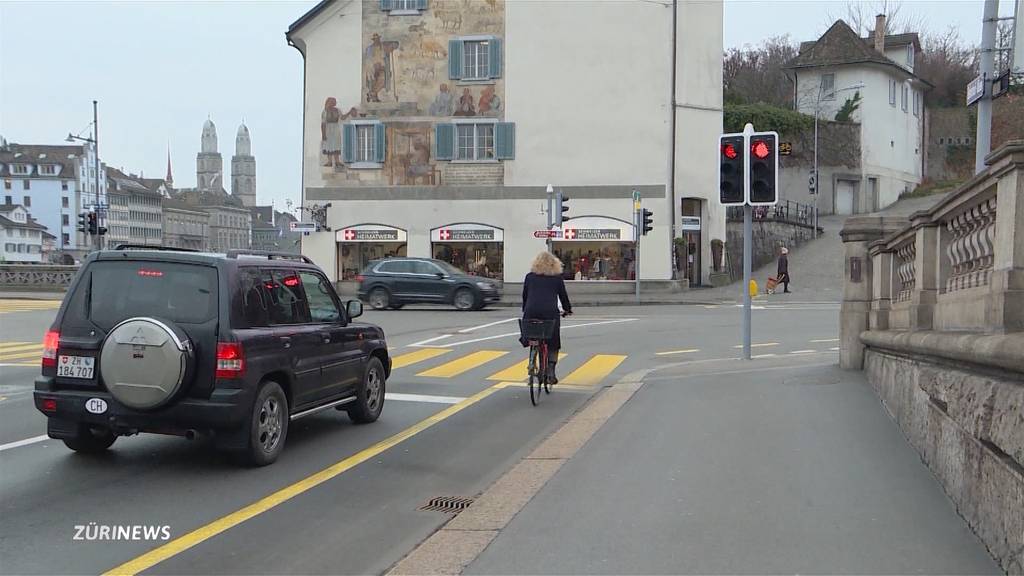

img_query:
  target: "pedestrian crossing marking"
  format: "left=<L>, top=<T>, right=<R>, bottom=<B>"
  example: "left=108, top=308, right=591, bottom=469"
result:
left=0, top=300, right=61, bottom=315
left=733, top=342, right=779, bottom=349
left=391, top=348, right=451, bottom=369
left=655, top=349, right=700, bottom=356
left=417, top=350, right=508, bottom=378
left=0, top=342, right=43, bottom=363
left=486, top=353, right=567, bottom=382
left=810, top=338, right=840, bottom=343
left=560, top=354, right=627, bottom=386
left=0, top=349, right=43, bottom=361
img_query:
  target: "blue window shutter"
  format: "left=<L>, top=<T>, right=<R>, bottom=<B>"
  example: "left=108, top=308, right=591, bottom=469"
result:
left=448, top=39, right=463, bottom=80
left=374, top=123, right=386, bottom=163
left=342, top=124, right=356, bottom=164
left=435, top=124, right=454, bottom=161
left=380, top=0, right=393, bottom=11
left=488, top=37, right=502, bottom=78
left=416, top=0, right=427, bottom=9
left=495, top=122, right=515, bottom=160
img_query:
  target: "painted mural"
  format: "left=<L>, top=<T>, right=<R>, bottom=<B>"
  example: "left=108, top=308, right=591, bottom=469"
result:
left=320, top=0, right=505, bottom=185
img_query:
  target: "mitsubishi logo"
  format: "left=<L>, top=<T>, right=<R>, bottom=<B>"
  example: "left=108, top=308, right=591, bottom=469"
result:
left=439, top=229, right=451, bottom=241
left=343, top=229, right=356, bottom=241
left=129, top=327, right=149, bottom=345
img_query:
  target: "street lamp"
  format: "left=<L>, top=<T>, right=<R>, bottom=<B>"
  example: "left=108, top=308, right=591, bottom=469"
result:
left=66, top=100, right=101, bottom=250
left=813, top=81, right=863, bottom=233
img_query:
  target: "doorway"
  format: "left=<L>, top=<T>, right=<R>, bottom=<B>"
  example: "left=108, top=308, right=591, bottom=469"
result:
left=680, top=198, right=702, bottom=286
left=836, top=180, right=856, bottom=215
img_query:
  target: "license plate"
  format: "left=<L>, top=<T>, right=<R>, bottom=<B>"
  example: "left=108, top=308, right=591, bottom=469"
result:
left=57, top=355, right=95, bottom=379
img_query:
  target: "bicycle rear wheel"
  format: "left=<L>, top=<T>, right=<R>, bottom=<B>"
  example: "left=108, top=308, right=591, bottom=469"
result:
left=528, top=345, right=541, bottom=406
left=542, top=346, right=552, bottom=394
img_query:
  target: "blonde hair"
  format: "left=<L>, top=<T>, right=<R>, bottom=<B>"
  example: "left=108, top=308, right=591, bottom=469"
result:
left=531, top=251, right=564, bottom=276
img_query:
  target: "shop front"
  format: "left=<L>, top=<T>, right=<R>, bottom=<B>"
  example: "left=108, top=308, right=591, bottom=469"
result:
left=551, top=216, right=636, bottom=281
left=336, top=224, right=407, bottom=281
left=680, top=198, right=704, bottom=286
left=430, top=223, right=504, bottom=280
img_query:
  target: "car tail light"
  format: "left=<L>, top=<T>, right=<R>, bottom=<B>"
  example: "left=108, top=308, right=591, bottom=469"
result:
left=216, top=342, right=245, bottom=379
left=355, top=275, right=365, bottom=282
left=41, top=398, right=57, bottom=413
left=42, top=330, right=59, bottom=368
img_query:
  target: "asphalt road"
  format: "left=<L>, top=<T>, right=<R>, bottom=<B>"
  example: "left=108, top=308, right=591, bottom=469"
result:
left=0, top=298, right=841, bottom=575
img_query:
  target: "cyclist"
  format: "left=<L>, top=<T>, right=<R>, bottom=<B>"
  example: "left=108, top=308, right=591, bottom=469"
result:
left=521, top=251, right=572, bottom=383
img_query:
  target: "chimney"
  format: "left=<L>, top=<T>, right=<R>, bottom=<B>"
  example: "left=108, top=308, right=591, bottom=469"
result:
left=874, top=14, right=886, bottom=53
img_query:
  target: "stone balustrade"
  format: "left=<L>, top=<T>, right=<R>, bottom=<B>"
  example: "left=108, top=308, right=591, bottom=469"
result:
left=0, top=264, right=79, bottom=289
left=840, top=140, right=1024, bottom=575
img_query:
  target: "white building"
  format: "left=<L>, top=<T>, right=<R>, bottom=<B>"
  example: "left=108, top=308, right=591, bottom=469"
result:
left=106, top=168, right=164, bottom=248
left=286, top=0, right=724, bottom=289
left=0, top=142, right=107, bottom=258
left=0, top=204, right=47, bottom=263
left=785, top=16, right=928, bottom=214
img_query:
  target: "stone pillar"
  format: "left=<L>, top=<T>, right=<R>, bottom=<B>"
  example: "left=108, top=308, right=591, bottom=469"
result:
left=840, top=219, right=880, bottom=370
left=909, top=211, right=938, bottom=331
left=988, top=142, right=1024, bottom=332
left=869, top=242, right=892, bottom=331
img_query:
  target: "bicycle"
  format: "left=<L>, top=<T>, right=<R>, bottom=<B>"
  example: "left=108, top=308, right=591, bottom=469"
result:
left=521, top=312, right=570, bottom=406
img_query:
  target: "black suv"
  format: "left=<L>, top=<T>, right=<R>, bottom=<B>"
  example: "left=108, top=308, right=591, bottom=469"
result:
left=356, top=257, right=501, bottom=311
left=34, top=247, right=391, bottom=466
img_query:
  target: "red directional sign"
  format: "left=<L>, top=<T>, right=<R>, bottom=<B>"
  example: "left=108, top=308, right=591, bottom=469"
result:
left=534, top=230, right=557, bottom=238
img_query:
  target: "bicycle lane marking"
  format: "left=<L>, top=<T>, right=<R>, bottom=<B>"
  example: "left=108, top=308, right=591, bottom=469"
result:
left=102, top=383, right=504, bottom=576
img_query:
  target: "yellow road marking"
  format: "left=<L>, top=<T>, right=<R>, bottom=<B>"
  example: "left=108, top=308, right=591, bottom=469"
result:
left=733, top=342, right=780, bottom=349
left=0, top=363, right=37, bottom=367
left=0, top=343, right=41, bottom=353
left=103, top=383, right=504, bottom=576
left=0, top=350, right=43, bottom=361
left=655, top=349, right=700, bottom=356
left=486, top=353, right=566, bottom=382
left=416, top=350, right=508, bottom=378
left=390, top=348, right=451, bottom=370
left=561, top=354, right=627, bottom=386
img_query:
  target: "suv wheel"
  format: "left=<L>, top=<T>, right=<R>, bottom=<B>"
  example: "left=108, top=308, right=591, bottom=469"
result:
left=244, top=380, right=288, bottom=466
left=453, top=288, right=476, bottom=311
left=368, top=288, right=391, bottom=310
left=346, top=357, right=385, bottom=424
left=63, top=424, right=117, bottom=453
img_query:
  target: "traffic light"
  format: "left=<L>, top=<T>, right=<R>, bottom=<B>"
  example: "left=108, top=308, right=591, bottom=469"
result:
left=719, top=134, right=744, bottom=205
left=87, top=212, right=98, bottom=235
left=556, top=190, right=571, bottom=226
left=748, top=132, right=778, bottom=205
left=77, top=212, right=89, bottom=234
left=641, top=209, right=654, bottom=236
left=98, top=225, right=108, bottom=236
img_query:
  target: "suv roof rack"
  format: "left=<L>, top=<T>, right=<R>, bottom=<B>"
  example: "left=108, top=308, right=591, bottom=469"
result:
left=112, top=244, right=199, bottom=252
left=226, top=249, right=314, bottom=264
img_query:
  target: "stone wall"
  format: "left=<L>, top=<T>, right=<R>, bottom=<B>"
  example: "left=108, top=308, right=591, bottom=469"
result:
left=777, top=120, right=862, bottom=213
left=0, top=264, right=78, bottom=290
left=725, top=219, right=816, bottom=283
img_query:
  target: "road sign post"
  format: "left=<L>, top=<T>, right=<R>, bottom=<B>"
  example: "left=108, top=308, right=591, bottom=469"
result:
left=546, top=184, right=554, bottom=252
left=633, top=189, right=641, bottom=302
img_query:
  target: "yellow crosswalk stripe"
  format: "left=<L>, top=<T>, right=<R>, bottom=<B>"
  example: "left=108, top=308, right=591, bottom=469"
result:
left=417, top=350, right=508, bottom=378
left=391, top=348, right=452, bottom=370
left=561, top=354, right=627, bottom=386
left=487, top=352, right=567, bottom=382
left=0, top=350, right=43, bottom=361
left=0, top=343, right=42, bottom=353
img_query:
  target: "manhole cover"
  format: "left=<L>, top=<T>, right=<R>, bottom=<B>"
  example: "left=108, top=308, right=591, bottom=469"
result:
left=419, top=496, right=474, bottom=514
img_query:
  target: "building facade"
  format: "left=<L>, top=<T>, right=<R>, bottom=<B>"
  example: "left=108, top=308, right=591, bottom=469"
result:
left=231, top=124, right=257, bottom=207
left=786, top=16, right=928, bottom=214
left=286, top=0, right=723, bottom=287
left=0, top=204, right=47, bottom=263
left=197, top=120, right=224, bottom=192
left=0, top=142, right=106, bottom=258
left=106, top=168, right=164, bottom=248
left=163, top=199, right=210, bottom=251
left=206, top=204, right=252, bottom=252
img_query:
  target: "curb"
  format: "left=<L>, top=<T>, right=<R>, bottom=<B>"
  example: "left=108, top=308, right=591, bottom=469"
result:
left=386, top=368, right=654, bottom=576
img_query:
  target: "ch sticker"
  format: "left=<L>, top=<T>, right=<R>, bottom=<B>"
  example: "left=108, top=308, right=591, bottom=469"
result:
left=85, top=398, right=108, bottom=414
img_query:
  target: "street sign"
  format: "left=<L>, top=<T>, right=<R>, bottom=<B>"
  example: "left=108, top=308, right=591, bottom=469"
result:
left=290, top=221, right=317, bottom=233
left=779, top=142, right=793, bottom=156
left=808, top=170, right=817, bottom=194
left=632, top=189, right=641, bottom=202
left=967, top=75, right=986, bottom=106
left=533, top=230, right=559, bottom=238
left=681, top=216, right=701, bottom=231
left=992, top=70, right=1012, bottom=100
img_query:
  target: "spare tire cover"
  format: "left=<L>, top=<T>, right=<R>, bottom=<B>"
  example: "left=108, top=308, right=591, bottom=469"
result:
left=100, top=317, right=193, bottom=410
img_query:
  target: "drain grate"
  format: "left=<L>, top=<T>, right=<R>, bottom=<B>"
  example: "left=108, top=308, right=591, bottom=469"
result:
left=419, top=496, right=474, bottom=514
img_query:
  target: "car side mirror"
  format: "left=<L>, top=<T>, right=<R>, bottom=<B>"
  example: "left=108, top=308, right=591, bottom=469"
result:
left=346, top=300, right=363, bottom=319
left=435, top=272, right=446, bottom=279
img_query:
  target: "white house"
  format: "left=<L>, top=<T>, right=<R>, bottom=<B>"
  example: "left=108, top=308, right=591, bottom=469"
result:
left=286, top=0, right=724, bottom=289
left=0, top=204, right=48, bottom=263
left=785, top=16, right=929, bottom=214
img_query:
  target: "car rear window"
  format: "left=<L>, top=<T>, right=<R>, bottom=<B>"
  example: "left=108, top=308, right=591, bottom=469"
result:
left=85, top=261, right=218, bottom=328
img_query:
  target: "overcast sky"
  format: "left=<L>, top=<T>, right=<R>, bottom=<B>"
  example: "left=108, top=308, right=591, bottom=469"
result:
left=0, top=0, right=1016, bottom=210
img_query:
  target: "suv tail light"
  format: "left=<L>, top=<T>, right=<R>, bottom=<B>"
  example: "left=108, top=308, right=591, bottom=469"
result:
left=216, top=342, right=245, bottom=379
left=42, top=330, right=59, bottom=368
left=355, top=274, right=365, bottom=282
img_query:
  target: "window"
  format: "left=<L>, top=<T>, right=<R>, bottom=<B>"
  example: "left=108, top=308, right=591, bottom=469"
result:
left=358, top=125, right=375, bottom=162
left=22, top=180, right=30, bottom=190
left=436, top=122, right=514, bottom=161
left=380, top=0, right=426, bottom=13
left=343, top=121, right=386, bottom=166
left=300, top=272, right=341, bottom=323
left=61, top=181, right=69, bottom=191
left=889, top=80, right=896, bottom=106
left=939, top=137, right=945, bottom=145
left=62, top=214, right=69, bottom=226
left=378, top=260, right=414, bottom=274
left=4, top=243, right=12, bottom=252
left=11, top=164, right=28, bottom=175
left=236, top=269, right=268, bottom=327
left=4, top=195, right=10, bottom=205
left=901, top=85, right=908, bottom=112
left=86, top=261, right=218, bottom=329
left=263, top=269, right=311, bottom=325
left=820, top=73, right=835, bottom=100
left=448, top=36, right=502, bottom=81
left=22, top=196, right=30, bottom=207
left=906, top=44, right=914, bottom=66
left=62, top=233, right=70, bottom=246
left=965, top=137, right=972, bottom=145
left=913, top=91, right=920, bottom=117
left=3, top=180, right=9, bottom=190
left=39, top=164, right=56, bottom=175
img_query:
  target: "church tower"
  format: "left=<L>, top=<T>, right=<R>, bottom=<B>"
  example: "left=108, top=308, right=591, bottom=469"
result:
left=196, top=119, right=223, bottom=192
left=231, top=123, right=256, bottom=207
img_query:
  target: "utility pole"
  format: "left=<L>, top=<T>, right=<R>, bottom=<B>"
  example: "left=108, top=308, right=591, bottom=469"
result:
left=633, top=189, right=641, bottom=302
left=741, top=124, right=753, bottom=360
left=545, top=184, right=554, bottom=252
left=975, top=0, right=999, bottom=173
left=93, top=100, right=101, bottom=250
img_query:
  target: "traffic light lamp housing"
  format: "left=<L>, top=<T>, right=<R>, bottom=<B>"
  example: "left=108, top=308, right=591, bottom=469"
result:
left=719, top=135, right=744, bottom=206
left=77, top=212, right=89, bottom=234
left=556, top=190, right=570, bottom=226
left=87, top=212, right=98, bottom=235
left=748, top=131, right=779, bottom=206
left=641, top=209, right=654, bottom=236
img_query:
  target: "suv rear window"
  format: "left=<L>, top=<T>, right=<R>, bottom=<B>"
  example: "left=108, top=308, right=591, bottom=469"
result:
left=85, top=261, right=218, bottom=328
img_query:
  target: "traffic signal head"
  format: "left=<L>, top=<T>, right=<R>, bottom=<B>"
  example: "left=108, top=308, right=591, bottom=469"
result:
left=719, top=135, right=744, bottom=206
left=556, top=190, right=570, bottom=226
left=77, top=212, right=88, bottom=234
left=748, top=132, right=778, bottom=205
left=641, top=209, right=654, bottom=236
left=87, top=212, right=98, bottom=235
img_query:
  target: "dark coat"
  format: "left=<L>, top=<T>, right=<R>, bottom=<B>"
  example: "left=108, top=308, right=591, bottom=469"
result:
left=778, top=255, right=790, bottom=280
left=521, top=272, right=572, bottom=350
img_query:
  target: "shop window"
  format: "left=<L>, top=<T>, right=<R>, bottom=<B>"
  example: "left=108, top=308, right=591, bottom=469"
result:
left=449, top=37, right=502, bottom=81
left=552, top=242, right=636, bottom=281
left=343, top=121, right=385, bottom=167
left=436, top=122, right=514, bottom=161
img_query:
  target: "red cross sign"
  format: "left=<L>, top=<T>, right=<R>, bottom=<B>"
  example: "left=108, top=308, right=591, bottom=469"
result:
left=343, top=229, right=356, bottom=241
left=563, top=228, right=577, bottom=240
left=439, top=228, right=452, bottom=241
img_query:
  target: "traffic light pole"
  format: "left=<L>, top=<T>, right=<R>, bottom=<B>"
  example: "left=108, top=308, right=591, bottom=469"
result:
left=741, top=123, right=754, bottom=361
left=546, top=184, right=554, bottom=252
left=634, top=206, right=641, bottom=302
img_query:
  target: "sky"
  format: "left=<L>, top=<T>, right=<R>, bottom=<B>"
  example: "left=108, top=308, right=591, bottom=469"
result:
left=0, top=0, right=1018, bottom=211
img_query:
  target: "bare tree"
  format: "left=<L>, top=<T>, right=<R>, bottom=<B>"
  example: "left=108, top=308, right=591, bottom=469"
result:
left=723, top=35, right=799, bottom=107
left=826, top=0, right=927, bottom=36
left=917, top=27, right=979, bottom=107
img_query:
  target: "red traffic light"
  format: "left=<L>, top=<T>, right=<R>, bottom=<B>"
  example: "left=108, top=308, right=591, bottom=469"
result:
left=751, top=140, right=771, bottom=160
left=721, top=143, right=738, bottom=160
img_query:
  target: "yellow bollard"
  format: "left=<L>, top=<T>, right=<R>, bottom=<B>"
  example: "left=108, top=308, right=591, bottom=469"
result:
left=749, top=279, right=758, bottom=298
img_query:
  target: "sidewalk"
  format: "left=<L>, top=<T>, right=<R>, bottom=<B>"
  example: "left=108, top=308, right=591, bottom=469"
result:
left=395, top=355, right=998, bottom=575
